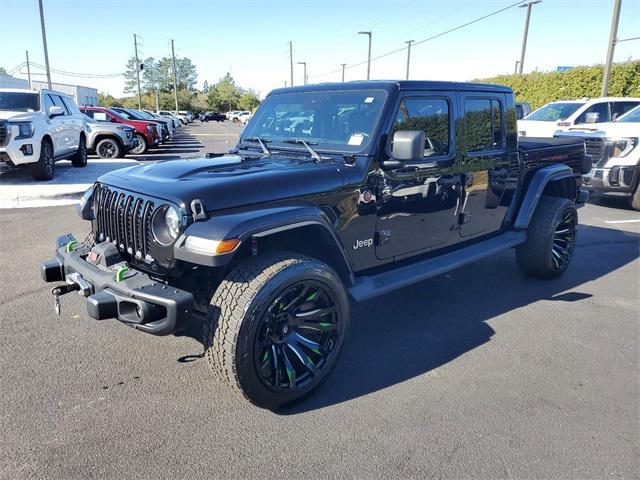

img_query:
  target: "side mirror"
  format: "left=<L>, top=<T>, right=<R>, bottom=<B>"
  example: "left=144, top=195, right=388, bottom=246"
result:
left=585, top=112, right=600, bottom=124
left=48, top=105, right=64, bottom=118
left=383, top=130, right=425, bottom=169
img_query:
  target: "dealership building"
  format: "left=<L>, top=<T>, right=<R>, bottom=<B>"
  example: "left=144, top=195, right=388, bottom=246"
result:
left=0, top=75, right=98, bottom=106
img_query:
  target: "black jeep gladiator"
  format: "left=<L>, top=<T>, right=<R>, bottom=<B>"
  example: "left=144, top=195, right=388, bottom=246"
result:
left=41, top=81, right=590, bottom=409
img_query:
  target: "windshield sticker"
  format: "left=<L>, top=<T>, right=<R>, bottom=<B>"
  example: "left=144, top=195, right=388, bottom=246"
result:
left=364, top=97, right=375, bottom=104
left=348, top=134, right=364, bottom=146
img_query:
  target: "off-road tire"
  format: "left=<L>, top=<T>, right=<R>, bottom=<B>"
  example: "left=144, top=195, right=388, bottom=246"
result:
left=71, top=135, right=87, bottom=167
left=202, top=252, right=349, bottom=409
left=628, top=183, right=640, bottom=211
left=516, top=196, right=578, bottom=279
left=30, top=139, right=55, bottom=181
left=96, top=137, right=123, bottom=159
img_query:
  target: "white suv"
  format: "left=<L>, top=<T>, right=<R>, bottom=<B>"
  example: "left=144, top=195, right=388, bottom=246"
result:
left=0, top=88, right=87, bottom=180
left=518, top=97, right=640, bottom=138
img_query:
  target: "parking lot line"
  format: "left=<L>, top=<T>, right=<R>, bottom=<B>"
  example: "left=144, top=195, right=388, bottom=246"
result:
left=190, top=133, right=239, bottom=136
left=604, top=219, right=640, bottom=224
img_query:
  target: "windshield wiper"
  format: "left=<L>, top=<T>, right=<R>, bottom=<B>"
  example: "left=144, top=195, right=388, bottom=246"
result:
left=282, top=138, right=322, bottom=162
left=242, top=136, right=272, bottom=156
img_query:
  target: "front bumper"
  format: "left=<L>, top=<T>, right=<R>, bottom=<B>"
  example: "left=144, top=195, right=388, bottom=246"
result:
left=41, top=234, right=194, bottom=335
left=0, top=124, right=41, bottom=166
left=583, top=166, right=639, bottom=196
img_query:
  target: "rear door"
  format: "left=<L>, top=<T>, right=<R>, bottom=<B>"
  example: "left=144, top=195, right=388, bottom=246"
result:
left=457, top=93, right=511, bottom=239
left=61, top=95, right=84, bottom=151
left=375, top=92, right=462, bottom=259
left=49, top=94, right=74, bottom=154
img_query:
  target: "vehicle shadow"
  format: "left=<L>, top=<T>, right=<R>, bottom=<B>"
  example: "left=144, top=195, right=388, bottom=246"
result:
left=175, top=224, right=639, bottom=413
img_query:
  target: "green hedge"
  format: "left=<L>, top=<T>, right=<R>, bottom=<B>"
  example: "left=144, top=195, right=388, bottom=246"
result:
left=477, top=61, right=640, bottom=110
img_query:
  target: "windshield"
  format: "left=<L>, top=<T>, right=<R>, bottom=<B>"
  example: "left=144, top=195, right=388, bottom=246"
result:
left=241, top=90, right=387, bottom=153
left=525, top=102, right=585, bottom=121
left=0, top=92, right=40, bottom=112
left=617, top=106, right=640, bottom=123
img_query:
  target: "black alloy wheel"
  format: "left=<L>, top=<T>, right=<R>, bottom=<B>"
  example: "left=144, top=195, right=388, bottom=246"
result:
left=254, top=281, right=340, bottom=391
left=550, top=208, right=577, bottom=271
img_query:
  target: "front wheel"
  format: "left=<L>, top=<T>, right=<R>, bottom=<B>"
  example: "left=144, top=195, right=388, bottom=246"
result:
left=130, top=134, right=148, bottom=155
left=30, top=139, right=55, bottom=180
left=203, top=252, right=349, bottom=409
left=96, top=137, right=123, bottom=159
left=516, top=196, right=578, bottom=279
left=628, top=183, right=640, bottom=211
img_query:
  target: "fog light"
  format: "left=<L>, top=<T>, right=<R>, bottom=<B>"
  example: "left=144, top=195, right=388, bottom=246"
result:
left=21, top=144, right=33, bottom=155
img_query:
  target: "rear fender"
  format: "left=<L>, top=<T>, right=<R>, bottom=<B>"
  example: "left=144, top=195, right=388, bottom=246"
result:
left=514, top=164, right=576, bottom=229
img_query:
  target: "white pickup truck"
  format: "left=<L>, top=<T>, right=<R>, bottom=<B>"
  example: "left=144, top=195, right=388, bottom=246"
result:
left=0, top=88, right=87, bottom=180
left=556, top=105, right=640, bottom=210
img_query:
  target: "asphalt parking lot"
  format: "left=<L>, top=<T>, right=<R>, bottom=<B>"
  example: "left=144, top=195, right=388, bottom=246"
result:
left=0, top=186, right=638, bottom=478
left=0, top=121, right=242, bottom=208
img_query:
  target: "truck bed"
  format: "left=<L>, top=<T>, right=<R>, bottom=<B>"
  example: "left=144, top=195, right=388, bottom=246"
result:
left=518, top=136, right=590, bottom=175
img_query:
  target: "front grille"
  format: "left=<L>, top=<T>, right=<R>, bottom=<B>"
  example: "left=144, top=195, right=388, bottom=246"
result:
left=584, top=138, right=605, bottom=165
left=0, top=121, right=8, bottom=147
left=93, top=185, right=155, bottom=262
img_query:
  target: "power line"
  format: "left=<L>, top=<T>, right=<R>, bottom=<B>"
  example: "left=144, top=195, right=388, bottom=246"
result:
left=310, top=0, right=527, bottom=80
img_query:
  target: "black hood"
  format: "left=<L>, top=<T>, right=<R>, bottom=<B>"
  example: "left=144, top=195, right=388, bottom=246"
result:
left=97, top=154, right=347, bottom=212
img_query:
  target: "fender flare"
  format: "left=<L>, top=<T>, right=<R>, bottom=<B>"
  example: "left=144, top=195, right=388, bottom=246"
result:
left=513, top=164, right=575, bottom=229
left=173, top=204, right=353, bottom=275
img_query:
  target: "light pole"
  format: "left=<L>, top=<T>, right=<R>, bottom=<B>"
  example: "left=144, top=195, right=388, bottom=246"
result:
left=601, top=0, right=622, bottom=96
left=38, top=0, right=52, bottom=89
left=518, top=0, right=541, bottom=75
left=297, top=62, right=307, bottom=85
left=405, top=40, right=414, bottom=80
left=341, top=63, right=347, bottom=82
left=358, top=31, right=372, bottom=80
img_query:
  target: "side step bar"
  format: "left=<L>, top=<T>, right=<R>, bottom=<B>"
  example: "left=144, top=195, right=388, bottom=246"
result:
left=348, top=231, right=527, bottom=302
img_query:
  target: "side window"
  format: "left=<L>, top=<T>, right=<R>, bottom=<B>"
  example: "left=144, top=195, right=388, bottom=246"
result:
left=43, top=94, right=55, bottom=115
left=81, top=109, right=93, bottom=119
left=575, top=102, right=610, bottom=124
left=611, top=101, right=640, bottom=120
left=92, top=111, right=110, bottom=122
left=462, top=98, right=503, bottom=152
left=62, top=96, right=80, bottom=115
left=50, top=95, right=70, bottom=115
left=392, top=97, right=450, bottom=158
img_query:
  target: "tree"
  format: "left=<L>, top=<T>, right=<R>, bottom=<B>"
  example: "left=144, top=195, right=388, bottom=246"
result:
left=207, top=73, right=241, bottom=112
left=202, top=80, right=210, bottom=93
left=0, top=67, right=8, bottom=76
left=238, top=92, right=260, bottom=111
left=123, top=56, right=198, bottom=94
left=122, top=57, right=140, bottom=94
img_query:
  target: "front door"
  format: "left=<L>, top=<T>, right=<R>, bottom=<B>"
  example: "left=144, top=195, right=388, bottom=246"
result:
left=457, top=94, right=511, bottom=239
left=375, top=93, right=462, bottom=260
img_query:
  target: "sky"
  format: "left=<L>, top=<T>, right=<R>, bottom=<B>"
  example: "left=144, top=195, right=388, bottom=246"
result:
left=1, top=0, right=638, bottom=99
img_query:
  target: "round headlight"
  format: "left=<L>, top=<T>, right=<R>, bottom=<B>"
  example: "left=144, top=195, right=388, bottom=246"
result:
left=165, top=207, right=180, bottom=239
left=151, top=206, right=181, bottom=245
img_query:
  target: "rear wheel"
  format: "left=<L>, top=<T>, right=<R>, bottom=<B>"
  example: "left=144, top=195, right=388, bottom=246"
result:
left=30, top=139, right=55, bottom=181
left=96, top=138, right=123, bottom=159
left=203, top=252, right=349, bottom=409
left=628, top=183, right=640, bottom=211
left=516, top=196, right=578, bottom=279
left=131, top=134, right=148, bottom=155
left=71, top=135, right=87, bottom=167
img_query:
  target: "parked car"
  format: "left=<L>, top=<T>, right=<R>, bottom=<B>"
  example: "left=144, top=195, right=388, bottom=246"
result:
left=157, top=111, right=182, bottom=128
left=0, top=88, right=87, bottom=180
left=518, top=97, right=640, bottom=137
left=515, top=101, right=532, bottom=120
left=136, top=110, right=175, bottom=139
left=144, top=110, right=179, bottom=132
left=556, top=104, right=640, bottom=209
left=179, top=110, right=194, bottom=123
left=225, top=110, right=241, bottom=120
left=110, top=108, right=166, bottom=143
left=201, top=112, right=226, bottom=122
left=237, top=111, right=252, bottom=124
left=84, top=116, right=135, bottom=159
left=230, top=110, right=251, bottom=122
left=42, top=80, right=590, bottom=409
left=80, top=106, right=160, bottom=154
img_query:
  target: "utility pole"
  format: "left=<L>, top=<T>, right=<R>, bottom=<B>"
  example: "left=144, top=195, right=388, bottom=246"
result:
left=514, top=60, right=520, bottom=74
left=38, top=0, right=52, bottom=89
left=405, top=40, right=414, bottom=80
left=25, top=51, right=32, bottom=89
left=289, top=41, right=294, bottom=87
left=358, top=31, right=372, bottom=80
left=298, top=62, right=307, bottom=85
left=155, top=87, right=160, bottom=113
left=341, top=63, right=347, bottom=82
left=518, top=1, right=541, bottom=75
left=134, top=34, right=142, bottom=110
left=601, top=0, right=622, bottom=96
left=171, top=39, right=179, bottom=112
